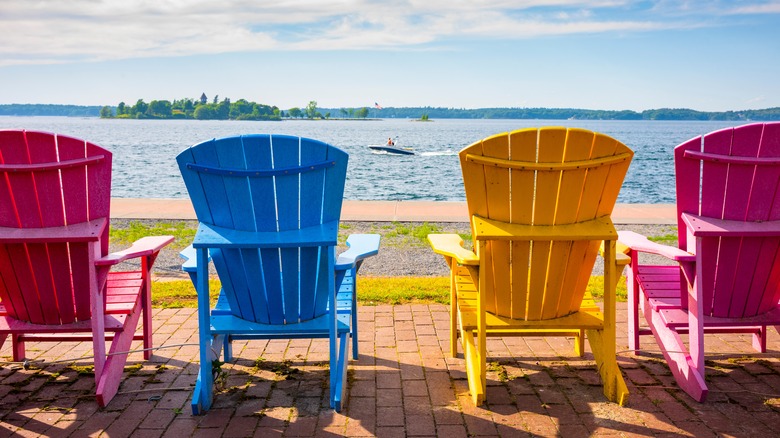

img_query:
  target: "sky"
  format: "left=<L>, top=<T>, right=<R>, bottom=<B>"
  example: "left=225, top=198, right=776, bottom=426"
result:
left=1, top=0, right=779, bottom=112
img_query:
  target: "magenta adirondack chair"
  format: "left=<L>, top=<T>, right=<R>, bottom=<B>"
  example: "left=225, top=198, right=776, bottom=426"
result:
left=619, top=122, right=780, bottom=401
left=0, top=130, right=173, bottom=407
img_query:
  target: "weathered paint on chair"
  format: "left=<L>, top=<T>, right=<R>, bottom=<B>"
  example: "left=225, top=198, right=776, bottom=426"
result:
left=177, top=134, right=379, bottom=414
left=429, top=127, right=632, bottom=406
left=621, top=122, right=780, bottom=402
left=0, top=130, right=173, bottom=407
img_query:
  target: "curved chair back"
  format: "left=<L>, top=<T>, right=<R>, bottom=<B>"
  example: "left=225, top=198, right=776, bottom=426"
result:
left=460, top=127, right=632, bottom=320
left=177, top=134, right=348, bottom=324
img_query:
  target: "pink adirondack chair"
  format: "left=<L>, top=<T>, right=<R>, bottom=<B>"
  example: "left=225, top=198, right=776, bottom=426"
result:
left=619, top=122, right=780, bottom=401
left=0, top=130, right=173, bottom=407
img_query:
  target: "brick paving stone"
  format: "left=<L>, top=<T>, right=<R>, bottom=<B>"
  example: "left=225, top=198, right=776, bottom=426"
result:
left=431, top=424, right=469, bottom=437
left=223, top=415, right=260, bottom=437
left=139, top=407, right=177, bottom=430
left=375, top=405, right=404, bottom=427
left=432, top=404, right=464, bottom=425
left=402, top=379, right=429, bottom=397
left=162, top=418, right=199, bottom=437
left=374, top=426, right=406, bottom=437
left=285, top=415, right=318, bottom=437
left=376, top=371, right=402, bottom=389
left=405, top=414, right=436, bottom=436
left=376, top=388, right=403, bottom=407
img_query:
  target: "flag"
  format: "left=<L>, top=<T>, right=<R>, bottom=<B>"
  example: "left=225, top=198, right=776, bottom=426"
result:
left=374, top=102, right=383, bottom=110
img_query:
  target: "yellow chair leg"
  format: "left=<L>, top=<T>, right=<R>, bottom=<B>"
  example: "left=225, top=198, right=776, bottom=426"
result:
left=587, top=328, right=629, bottom=406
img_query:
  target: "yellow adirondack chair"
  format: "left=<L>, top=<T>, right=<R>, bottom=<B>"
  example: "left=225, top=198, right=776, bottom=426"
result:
left=428, top=127, right=633, bottom=406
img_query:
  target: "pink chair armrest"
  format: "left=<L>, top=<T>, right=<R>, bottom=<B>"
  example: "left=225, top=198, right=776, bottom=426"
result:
left=617, top=230, right=696, bottom=262
left=96, top=235, right=174, bottom=266
left=682, top=212, right=780, bottom=237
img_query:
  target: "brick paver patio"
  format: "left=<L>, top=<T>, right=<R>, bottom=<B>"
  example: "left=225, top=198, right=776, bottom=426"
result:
left=2, top=303, right=780, bottom=437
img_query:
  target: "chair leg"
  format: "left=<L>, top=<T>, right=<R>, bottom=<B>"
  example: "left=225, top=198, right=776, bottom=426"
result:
left=462, top=329, right=485, bottom=406
left=351, top=267, right=359, bottom=360
left=587, top=328, right=629, bottom=406
left=573, top=329, right=585, bottom=357
left=627, top=262, right=641, bottom=354
left=752, top=326, right=767, bottom=353
left=331, top=330, right=350, bottom=412
left=142, top=257, right=154, bottom=361
left=96, top=308, right=143, bottom=407
left=450, top=268, right=458, bottom=358
left=11, top=334, right=24, bottom=362
left=643, top=303, right=708, bottom=402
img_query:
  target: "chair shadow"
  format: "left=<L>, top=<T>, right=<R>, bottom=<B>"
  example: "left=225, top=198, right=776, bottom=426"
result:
left=2, top=319, right=780, bottom=436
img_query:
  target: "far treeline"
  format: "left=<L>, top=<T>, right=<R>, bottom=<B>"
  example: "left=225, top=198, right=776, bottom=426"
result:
left=358, top=106, right=780, bottom=121
left=2, top=101, right=780, bottom=121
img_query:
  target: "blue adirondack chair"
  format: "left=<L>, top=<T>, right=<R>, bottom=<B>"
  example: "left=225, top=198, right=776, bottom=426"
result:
left=177, top=134, right=379, bottom=414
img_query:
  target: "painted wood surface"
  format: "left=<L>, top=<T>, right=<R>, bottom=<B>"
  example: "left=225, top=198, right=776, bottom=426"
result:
left=620, top=122, right=780, bottom=402
left=429, top=127, right=633, bottom=406
left=177, top=134, right=378, bottom=414
left=0, top=130, right=172, bottom=407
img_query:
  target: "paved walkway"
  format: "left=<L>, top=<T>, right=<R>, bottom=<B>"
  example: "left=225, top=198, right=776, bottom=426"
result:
left=1, top=305, right=779, bottom=437
left=110, top=198, right=678, bottom=224
left=4, top=200, right=779, bottom=437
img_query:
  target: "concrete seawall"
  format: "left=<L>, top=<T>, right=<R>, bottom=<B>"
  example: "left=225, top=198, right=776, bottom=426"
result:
left=111, top=198, right=677, bottom=224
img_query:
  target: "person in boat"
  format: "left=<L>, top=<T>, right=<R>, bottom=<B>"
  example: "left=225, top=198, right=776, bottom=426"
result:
left=387, top=137, right=395, bottom=146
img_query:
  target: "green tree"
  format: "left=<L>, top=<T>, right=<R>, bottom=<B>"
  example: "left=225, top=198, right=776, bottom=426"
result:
left=288, top=107, right=302, bottom=118
left=194, top=104, right=216, bottom=120
left=133, top=99, right=148, bottom=118
left=216, top=98, right=230, bottom=119
left=147, top=100, right=173, bottom=118
left=305, top=100, right=318, bottom=119
left=116, top=102, right=126, bottom=116
left=355, top=107, right=369, bottom=118
left=99, top=106, right=113, bottom=118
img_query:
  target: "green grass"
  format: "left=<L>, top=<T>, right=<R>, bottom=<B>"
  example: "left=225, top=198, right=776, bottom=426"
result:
left=647, top=227, right=678, bottom=246
left=151, top=275, right=627, bottom=308
left=110, top=221, right=196, bottom=250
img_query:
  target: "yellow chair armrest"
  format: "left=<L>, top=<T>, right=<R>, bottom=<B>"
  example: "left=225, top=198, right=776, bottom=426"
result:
left=427, top=234, right=479, bottom=265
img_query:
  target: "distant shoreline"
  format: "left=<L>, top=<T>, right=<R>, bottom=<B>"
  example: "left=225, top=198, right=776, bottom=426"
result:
left=3, top=104, right=779, bottom=122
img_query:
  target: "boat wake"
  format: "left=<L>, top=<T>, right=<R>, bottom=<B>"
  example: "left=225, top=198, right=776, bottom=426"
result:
left=420, top=150, right=457, bottom=157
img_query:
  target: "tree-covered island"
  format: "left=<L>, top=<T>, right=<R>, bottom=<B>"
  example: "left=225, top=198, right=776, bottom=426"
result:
left=100, top=93, right=282, bottom=120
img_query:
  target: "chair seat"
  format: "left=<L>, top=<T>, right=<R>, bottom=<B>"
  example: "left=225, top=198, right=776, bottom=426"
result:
left=0, top=270, right=144, bottom=333
left=636, top=265, right=780, bottom=328
left=454, top=263, right=605, bottom=333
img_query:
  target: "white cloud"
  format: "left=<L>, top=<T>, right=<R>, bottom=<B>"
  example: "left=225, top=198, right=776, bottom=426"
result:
left=728, top=1, right=780, bottom=14
left=0, top=0, right=766, bottom=66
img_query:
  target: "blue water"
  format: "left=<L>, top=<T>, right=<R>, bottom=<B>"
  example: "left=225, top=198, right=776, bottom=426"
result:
left=0, top=116, right=740, bottom=203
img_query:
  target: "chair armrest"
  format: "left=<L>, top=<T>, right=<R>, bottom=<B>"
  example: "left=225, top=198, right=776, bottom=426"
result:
left=599, top=241, right=632, bottom=267
left=428, top=234, right=479, bottom=265
left=617, top=230, right=695, bottom=262
left=96, top=235, right=174, bottom=266
left=336, top=234, right=380, bottom=270
left=0, top=218, right=106, bottom=244
left=193, top=221, right=338, bottom=249
left=682, top=212, right=780, bottom=237
left=179, top=244, right=208, bottom=273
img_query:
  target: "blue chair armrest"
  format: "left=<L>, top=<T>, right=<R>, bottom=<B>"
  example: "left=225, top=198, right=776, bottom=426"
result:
left=179, top=244, right=212, bottom=273
left=336, top=234, right=380, bottom=270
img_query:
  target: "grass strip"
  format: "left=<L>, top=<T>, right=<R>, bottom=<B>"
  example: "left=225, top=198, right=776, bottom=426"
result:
left=151, top=276, right=627, bottom=308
